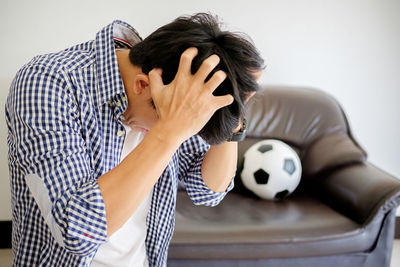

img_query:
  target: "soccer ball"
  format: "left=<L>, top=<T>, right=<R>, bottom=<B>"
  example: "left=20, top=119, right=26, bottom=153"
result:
left=240, top=139, right=302, bottom=200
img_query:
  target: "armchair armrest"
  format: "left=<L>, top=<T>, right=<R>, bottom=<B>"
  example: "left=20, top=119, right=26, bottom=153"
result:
left=306, top=162, right=400, bottom=226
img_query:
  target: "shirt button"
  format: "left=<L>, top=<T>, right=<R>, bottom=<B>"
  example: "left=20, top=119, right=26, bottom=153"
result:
left=122, top=96, right=126, bottom=102
left=116, top=101, right=122, bottom=107
left=117, top=130, right=125, bottom=137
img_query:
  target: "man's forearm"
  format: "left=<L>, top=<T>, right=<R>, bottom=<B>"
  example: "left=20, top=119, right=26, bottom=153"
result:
left=98, top=122, right=183, bottom=237
left=201, top=141, right=238, bottom=193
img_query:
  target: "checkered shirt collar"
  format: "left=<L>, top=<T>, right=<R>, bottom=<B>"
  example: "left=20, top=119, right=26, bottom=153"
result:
left=94, top=20, right=142, bottom=107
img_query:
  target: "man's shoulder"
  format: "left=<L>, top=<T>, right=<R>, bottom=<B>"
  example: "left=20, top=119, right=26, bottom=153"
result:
left=9, top=40, right=97, bottom=102
left=8, top=40, right=98, bottom=114
left=21, top=40, right=96, bottom=76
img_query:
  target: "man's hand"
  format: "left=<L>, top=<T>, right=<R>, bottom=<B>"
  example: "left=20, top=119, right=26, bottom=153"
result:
left=149, top=47, right=234, bottom=143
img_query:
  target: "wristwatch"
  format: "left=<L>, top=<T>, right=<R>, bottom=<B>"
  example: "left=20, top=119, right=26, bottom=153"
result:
left=227, top=118, right=247, bottom=142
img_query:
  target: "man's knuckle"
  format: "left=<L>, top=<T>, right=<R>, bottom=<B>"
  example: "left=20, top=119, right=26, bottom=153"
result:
left=174, top=77, right=183, bottom=88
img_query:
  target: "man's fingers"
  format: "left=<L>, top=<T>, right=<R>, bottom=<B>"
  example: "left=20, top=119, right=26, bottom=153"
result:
left=149, top=68, right=164, bottom=94
left=213, top=94, right=234, bottom=110
left=176, top=47, right=198, bottom=76
left=195, top=54, right=221, bottom=82
left=204, top=70, right=227, bottom=93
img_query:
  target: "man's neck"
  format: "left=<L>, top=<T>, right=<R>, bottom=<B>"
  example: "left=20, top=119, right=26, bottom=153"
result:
left=116, top=49, right=142, bottom=95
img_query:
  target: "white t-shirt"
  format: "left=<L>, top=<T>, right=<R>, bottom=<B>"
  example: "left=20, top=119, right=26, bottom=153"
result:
left=92, top=122, right=152, bottom=267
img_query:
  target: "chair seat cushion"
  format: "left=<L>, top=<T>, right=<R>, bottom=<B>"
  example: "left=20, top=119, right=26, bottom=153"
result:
left=169, top=191, right=383, bottom=259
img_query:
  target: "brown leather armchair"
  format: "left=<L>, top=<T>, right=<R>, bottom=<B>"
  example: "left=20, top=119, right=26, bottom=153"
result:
left=168, top=86, right=400, bottom=267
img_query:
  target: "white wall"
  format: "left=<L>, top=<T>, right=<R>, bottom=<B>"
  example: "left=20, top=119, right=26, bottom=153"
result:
left=0, top=0, right=399, bottom=220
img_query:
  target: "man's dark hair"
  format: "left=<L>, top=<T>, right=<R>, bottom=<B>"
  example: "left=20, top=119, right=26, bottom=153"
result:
left=129, top=13, right=265, bottom=145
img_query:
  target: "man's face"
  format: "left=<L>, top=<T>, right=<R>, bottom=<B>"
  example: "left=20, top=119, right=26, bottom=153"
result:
left=253, top=70, right=263, bottom=85
left=123, top=85, right=159, bottom=133
left=244, top=69, right=262, bottom=104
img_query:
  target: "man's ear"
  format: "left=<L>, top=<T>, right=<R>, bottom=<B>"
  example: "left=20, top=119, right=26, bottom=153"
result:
left=133, top=74, right=150, bottom=94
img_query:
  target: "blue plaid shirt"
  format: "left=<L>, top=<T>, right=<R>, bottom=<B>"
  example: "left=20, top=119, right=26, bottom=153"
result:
left=6, top=20, right=233, bottom=267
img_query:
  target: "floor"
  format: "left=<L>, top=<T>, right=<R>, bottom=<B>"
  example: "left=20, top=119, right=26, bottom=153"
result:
left=0, top=240, right=399, bottom=266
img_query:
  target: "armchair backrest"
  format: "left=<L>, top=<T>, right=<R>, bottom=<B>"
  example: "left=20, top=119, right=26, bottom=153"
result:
left=239, top=86, right=367, bottom=177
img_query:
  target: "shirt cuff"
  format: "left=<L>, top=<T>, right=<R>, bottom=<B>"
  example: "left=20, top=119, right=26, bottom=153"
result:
left=185, top=156, right=235, bottom=207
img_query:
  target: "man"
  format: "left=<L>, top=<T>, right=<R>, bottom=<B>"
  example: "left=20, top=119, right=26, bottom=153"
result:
left=6, top=13, right=264, bottom=266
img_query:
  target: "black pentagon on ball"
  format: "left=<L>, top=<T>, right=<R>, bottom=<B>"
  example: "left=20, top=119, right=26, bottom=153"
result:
left=254, top=169, right=270, bottom=184
left=275, top=190, right=289, bottom=200
left=257, top=144, right=273, bottom=153
left=283, top=158, right=296, bottom=175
